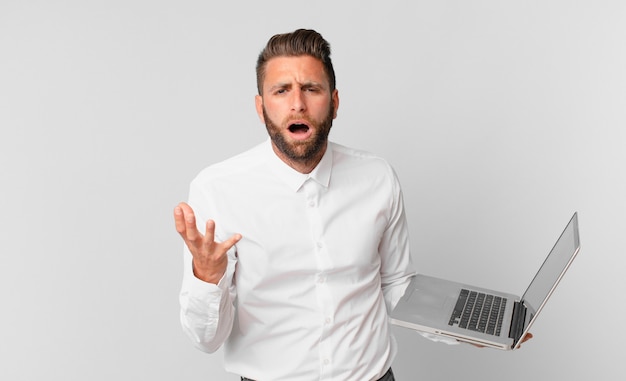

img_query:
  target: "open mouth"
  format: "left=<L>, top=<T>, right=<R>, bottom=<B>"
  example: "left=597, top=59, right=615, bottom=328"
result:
left=288, top=123, right=310, bottom=134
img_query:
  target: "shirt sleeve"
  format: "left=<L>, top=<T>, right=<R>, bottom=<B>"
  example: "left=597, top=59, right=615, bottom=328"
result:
left=179, top=245, right=237, bottom=353
left=379, top=166, right=417, bottom=313
left=178, top=178, right=238, bottom=353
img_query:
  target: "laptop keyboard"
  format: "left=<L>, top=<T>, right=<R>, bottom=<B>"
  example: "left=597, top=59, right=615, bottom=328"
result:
left=448, top=289, right=507, bottom=336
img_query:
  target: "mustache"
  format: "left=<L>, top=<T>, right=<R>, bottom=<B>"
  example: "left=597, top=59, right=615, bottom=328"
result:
left=283, top=114, right=316, bottom=128
left=262, top=99, right=335, bottom=129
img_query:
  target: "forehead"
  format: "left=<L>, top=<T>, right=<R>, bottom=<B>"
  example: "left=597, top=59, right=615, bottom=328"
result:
left=263, top=55, right=328, bottom=86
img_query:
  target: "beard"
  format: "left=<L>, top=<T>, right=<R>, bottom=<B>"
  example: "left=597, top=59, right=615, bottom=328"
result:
left=263, top=100, right=335, bottom=165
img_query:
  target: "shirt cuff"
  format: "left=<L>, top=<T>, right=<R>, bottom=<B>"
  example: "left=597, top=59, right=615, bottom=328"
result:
left=184, top=270, right=226, bottom=300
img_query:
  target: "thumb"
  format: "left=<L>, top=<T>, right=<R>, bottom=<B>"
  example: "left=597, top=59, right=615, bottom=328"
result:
left=221, top=233, right=243, bottom=251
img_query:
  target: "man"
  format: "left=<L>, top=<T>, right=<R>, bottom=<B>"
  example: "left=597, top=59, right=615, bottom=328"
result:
left=175, top=29, right=417, bottom=381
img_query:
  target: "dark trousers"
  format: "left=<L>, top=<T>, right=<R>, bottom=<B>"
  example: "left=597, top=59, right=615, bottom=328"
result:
left=241, top=367, right=395, bottom=381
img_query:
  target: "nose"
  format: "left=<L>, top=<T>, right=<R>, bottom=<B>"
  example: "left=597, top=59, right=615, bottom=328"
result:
left=291, top=89, right=306, bottom=113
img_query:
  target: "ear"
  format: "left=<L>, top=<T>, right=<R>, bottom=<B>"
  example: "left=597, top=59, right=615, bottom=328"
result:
left=331, top=89, right=340, bottom=119
left=255, top=94, right=265, bottom=123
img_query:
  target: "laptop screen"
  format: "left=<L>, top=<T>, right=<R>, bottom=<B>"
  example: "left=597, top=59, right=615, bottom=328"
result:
left=521, top=213, right=580, bottom=318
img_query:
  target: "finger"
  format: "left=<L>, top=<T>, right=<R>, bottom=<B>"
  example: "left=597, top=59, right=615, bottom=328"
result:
left=204, top=219, right=216, bottom=245
left=220, top=233, right=242, bottom=252
left=174, top=205, right=187, bottom=234
left=178, top=203, right=201, bottom=242
left=522, top=333, right=533, bottom=343
left=204, top=221, right=242, bottom=253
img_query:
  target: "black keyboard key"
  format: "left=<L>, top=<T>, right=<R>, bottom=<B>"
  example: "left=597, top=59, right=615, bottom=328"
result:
left=448, top=289, right=469, bottom=325
left=449, top=289, right=508, bottom=337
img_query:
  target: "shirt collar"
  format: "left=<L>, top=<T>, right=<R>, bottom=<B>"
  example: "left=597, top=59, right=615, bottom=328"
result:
left=265, top=139, right=333, bottom=192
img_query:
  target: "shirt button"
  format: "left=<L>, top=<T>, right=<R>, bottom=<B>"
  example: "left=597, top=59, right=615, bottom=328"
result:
left=323, top=359, right=330, bottom=365
left=308, top=200, right=315, bottom=207
left=325, top=317, right=331, bottom=324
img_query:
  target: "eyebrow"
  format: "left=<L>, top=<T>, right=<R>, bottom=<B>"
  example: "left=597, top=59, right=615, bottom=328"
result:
left=267, top=83, right=291, bottom=92
left=268, top=81, right=326, bottom=92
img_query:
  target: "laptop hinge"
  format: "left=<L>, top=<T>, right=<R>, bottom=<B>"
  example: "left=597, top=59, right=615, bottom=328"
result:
left=508, top=300, right=527, bottom=343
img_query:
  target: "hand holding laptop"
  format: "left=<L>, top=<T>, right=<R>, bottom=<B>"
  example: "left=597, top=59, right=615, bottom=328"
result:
left=391, top=213, right=580, bottom=351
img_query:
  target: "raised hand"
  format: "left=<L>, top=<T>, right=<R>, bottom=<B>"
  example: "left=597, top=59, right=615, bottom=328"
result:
left=174, top=202, right=242, bottom=284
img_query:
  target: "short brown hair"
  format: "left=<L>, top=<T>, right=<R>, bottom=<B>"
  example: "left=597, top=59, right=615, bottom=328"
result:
left=256, top=29, right=336, bottom=95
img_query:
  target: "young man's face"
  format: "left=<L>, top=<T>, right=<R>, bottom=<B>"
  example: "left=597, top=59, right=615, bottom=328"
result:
left=255, top=55, right=339, bottom=171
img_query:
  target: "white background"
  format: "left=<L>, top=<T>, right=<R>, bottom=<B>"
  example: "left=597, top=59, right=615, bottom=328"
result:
left=1, top=1, right=624, bottom=380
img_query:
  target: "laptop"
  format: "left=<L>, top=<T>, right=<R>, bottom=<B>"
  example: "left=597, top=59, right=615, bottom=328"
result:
left=390, top=212, right=581, bottom=350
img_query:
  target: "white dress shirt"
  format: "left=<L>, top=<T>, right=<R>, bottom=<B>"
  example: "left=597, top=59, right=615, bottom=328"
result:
left=179, top=139, right=416, bottom=381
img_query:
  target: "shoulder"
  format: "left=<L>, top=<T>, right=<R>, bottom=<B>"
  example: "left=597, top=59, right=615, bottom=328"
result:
left=330, top=142, right=397, bottom=176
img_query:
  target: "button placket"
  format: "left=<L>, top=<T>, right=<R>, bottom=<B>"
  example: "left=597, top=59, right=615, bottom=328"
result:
left=302, top=179, right=334, bottom=378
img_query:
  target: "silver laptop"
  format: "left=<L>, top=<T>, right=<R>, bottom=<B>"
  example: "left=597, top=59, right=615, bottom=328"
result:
left=390, top=212, right=581, bottom=350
